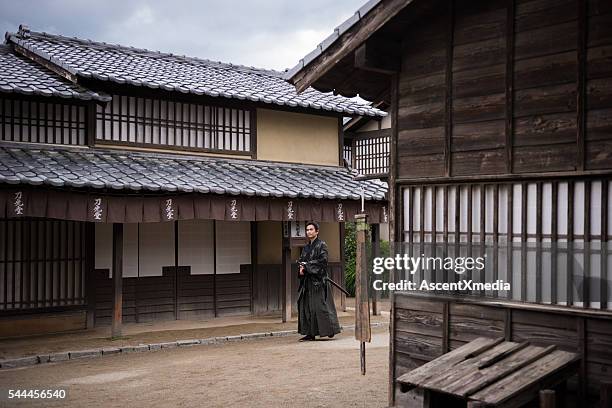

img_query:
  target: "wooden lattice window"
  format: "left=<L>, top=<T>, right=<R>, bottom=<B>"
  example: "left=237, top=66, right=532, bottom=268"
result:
left=0, top=219, right=87, bottom=311
left=0, top=96, right=87, bottom=145
left=96, top=94, right=252, bottom=154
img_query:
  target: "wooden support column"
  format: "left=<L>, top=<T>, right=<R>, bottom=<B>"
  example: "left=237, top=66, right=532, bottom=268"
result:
left=371, top=223, right=381, bottom=316
left=250, top=221, right=257, bottom=314
left=281, top=223, right=292, bottom=323
left=339, top=222, right=347, bottom=312
left=539, top=390, right=556, bottom=408
left=85, top=222, right=96, bottom=329
left=111, top=223, right=123, bottom=338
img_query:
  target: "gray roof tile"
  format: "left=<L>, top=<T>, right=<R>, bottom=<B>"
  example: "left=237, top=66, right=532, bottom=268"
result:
left=0, top=142, right=387, bottom=201
left=0, top=44, right=110, bottom=102
left=6, top=28, right=384, bottom=118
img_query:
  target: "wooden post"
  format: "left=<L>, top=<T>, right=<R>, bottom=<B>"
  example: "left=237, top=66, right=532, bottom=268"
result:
left=539, top=389, right=556, bottom=408
left=339, top=222, right=347, bottom=312
left=371, top=223, right=381, bottom=316
left=281, top=222, right=292, bottom=322
left=85, top=222, right=96, bottom=329
left=111, top=223, right=123, bottom=338
left=354, top=213, right=371, bottom=375
left=250, top=221, right=257, bottom=314
left=602, top=381, right=612, bottom=408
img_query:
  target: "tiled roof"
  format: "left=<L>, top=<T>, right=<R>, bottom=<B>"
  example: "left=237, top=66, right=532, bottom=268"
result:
left=0, top=142, right=387, bottom=201
left=285, top=0, right=381, bottom=81
left=6, top=27, right=385, bottom=117
left=0, top=44, right=110, bottom=102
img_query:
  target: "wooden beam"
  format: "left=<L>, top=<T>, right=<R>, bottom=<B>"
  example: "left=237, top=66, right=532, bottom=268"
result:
left=371, top=223, right=381, bottom=316
left=111, top=223, right=123, bottom=338
left=388, top=72, right=399, bottom=408
left=354, top=40, right=400, bottom=75
left=12, top=44, right=79, bottom=83
left=291, top=0, right=414, bottom=93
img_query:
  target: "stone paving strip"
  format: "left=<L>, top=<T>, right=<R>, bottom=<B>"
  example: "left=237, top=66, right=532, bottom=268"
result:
left=0, top=322, right=388, bottom=369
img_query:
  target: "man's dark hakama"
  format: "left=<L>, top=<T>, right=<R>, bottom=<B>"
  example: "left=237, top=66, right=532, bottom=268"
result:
left=297, top=237, right=342, bottom=338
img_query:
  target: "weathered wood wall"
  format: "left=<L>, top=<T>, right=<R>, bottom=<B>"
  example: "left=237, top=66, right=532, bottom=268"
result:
left=393, top=293, right=612, bottom=407
left=397, top=0, right=612, bottom=179
left=94, top=265, right=252, bottom=325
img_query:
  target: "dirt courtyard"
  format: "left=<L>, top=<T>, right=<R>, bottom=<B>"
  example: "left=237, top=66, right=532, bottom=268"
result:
left=0, top=326, right=390, bottom=408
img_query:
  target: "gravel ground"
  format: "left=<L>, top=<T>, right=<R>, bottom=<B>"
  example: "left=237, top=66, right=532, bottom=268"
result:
left=0, top=326, right=390, bottom=408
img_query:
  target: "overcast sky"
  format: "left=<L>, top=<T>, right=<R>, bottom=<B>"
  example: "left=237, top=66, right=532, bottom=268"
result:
left=0, top=0, right=365, bottom=71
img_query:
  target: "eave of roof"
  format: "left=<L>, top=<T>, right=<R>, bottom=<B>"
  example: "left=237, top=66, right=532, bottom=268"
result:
left=5, top=27, right=385, bottom=118
left=0, top=141, right=388, bottom=201
left=285, top=0, right=413, bottom=94
left=0, top=43, right=110, bottom=102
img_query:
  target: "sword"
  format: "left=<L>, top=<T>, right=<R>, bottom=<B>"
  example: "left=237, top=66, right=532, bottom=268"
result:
left=298, top=261, right=350, bottom=296
left=325, top=277, right=350, bottom=296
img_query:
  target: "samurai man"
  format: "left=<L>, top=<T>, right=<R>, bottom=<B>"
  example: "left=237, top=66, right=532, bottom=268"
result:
left=297, top=221, right=342, bottom=341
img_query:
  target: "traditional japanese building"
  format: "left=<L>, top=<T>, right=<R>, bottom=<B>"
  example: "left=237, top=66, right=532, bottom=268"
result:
left=0, top=26, right=388, bottom=338
left=288, top=0, right=612, bottom=406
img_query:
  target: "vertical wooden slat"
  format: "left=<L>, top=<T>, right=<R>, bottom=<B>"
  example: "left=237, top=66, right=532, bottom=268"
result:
left=20, top=220, right=26, bottom=308
left=521, top=182, right=527, bottom=301
left=72, top=222, right=77, bottom=304
left=467, top=184, right=473, bottom=292
left=536, top=182, right=543, bottom=303
left=42, top=220, right=47, bottom=307
left=577, top=0, right=587, bottom=171
left=408, top=186, right=414, bottom=283
left=507, top=183, right=514, bottom=299
left=454, top=185, right=460, bottom=285
left=2, top=220, right=6, bottom=310
left=27, top=101, right=32, bottom=142
left=33, top=220, right=39, bottom=308
left=602, top=180, right=608, bottom=310
left=0, top=98, right=4, bottom=141
left=443, top=185, right=449, bottom=290
left=551, top=181, right=558, bottom=305
left=480, top=184, right=486, bottom=296
left=583, top=180, right=591, bottom=307
left=568, top=181, right=575, bottom=306
left=64, top=221, right=69, bottom=305
left=506, top=0, right=515, bottom=172
left=11, top=220, right=16, bottom=308
left=10, top=99, right=15, bottom=142
left=432, top=186, right=437, bottom=284
left=493, top=184, right=499, bottom=298
left=419, top=185, right=425, bottom=284
left=444, top=0, right=454, bottom=177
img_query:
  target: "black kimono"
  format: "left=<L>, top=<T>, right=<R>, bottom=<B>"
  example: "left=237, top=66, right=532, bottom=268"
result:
left=297, top=237, right=342, bottom=338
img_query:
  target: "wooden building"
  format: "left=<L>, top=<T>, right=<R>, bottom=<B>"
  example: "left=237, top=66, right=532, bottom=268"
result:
left=287, top=0, right=612, bottom=406
left=0, top=26, right=389, bottom=338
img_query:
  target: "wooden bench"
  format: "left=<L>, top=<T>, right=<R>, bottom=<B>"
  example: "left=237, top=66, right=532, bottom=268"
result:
left=397, top=337, right=580, bottom=407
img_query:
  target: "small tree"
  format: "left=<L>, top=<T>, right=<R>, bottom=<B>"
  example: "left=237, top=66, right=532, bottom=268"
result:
left=344, top=222, right=357, bottom=297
